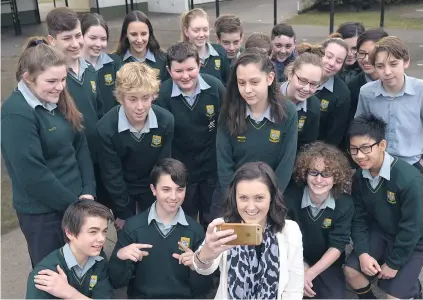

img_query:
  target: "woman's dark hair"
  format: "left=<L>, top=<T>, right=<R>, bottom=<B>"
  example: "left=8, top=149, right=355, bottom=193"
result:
left=219, top=48, right=286, bottom=136
left=223, top=162, right=287, bottom=233
left=115, top=10, right=161, bottom=58
left=80, top=13, right=109, bottom=40
left=166, top=41, right=200, bottom=69
left=336, top=22, right=365, bottom=39
left=294, top=142, right=352, bottom=198
left=356, top=28, right=389, bottom=51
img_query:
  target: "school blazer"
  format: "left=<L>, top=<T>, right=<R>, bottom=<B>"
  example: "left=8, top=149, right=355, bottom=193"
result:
left=193, top=220, right=304, bottom=299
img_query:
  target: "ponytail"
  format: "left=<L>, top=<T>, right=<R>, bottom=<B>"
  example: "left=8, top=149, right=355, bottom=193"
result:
left=16, top=36, right=83, bottom=131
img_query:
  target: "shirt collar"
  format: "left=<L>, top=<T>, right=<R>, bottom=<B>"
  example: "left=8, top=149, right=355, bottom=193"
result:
left=301, top=186, right=336, bottom=210
left=281, top=81, right=307, bottom=112
left=374, top=75, right=415, bottom=97
left=147, top=201, right=189, bottom=226
left=362, top=151, right=393, bottom=181
left=295, top=100, right=307, bottom=112
left=118, top=105, right=158, bottom=134
left=69, top=57, right=89, bottom=77
left=124, top=49, right=156, bottom=63
left=317, top=76, right=334, bottom=93
left=93, top=52, right=114, bottom=71
left=171, top=74, right=211, bottom=97
left=207, top=42, right=219, bottom=57
left=246, top=105, right=274, bottom=123
left=62, top=243, right=103, bottom=270
left=17, top=80, right=57, bottom=112
left=364, top=73, right=374, bottom=83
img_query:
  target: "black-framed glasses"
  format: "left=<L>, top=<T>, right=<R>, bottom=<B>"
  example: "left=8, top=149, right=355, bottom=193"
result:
left=294, top=73, right=320, bottom=89
left=307, top=169, right=334, bottom=178
left=348, top=142, right=379, bottom=155
left=357, top=52, right=370, bottom=60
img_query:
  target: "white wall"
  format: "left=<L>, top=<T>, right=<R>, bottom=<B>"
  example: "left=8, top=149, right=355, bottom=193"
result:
left=147, top=0, right=188, bottom=13
left=91, top=0, right=147, bottom=8
left=1, top=0, right=36, bottom=14
left=194, top=0, right=223, bottom=3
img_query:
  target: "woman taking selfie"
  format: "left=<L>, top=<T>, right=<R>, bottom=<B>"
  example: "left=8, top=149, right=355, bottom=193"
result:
left=193, top=162, right=304, bottom=299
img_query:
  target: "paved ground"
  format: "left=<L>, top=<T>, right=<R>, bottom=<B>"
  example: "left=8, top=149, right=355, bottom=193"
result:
left=1, top=0, right=422, bottom=298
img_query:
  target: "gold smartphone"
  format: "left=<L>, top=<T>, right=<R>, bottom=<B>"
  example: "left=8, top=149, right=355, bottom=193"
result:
left=216, top=223, right=263, bottom=246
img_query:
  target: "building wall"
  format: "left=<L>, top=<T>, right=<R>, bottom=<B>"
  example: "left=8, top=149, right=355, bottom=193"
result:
left=1, top=0, right=39, bottom=27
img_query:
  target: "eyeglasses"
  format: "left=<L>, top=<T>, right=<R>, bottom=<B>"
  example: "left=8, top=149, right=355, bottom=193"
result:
left=294, top=73, right=320, bottom=89
left=357, top=52, right=370, bottom=60
left=307, top=169, right=334, bottom=178
left=348, top=142, right=379, bottom=155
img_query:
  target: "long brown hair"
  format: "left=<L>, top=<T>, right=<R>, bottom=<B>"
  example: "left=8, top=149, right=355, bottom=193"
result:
left=219, top=48, right=286, bottom=136
left=115, top=11, right=161, bottom=58
left=16, top=36, right=83, bottom=131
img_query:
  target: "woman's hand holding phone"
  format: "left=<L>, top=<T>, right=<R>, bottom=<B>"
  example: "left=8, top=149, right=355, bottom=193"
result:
left=199, top=218, right=238, bottom=262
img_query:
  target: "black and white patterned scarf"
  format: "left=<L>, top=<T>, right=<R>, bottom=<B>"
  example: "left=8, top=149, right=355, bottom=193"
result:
left=227, top=224, right=280, bottom=299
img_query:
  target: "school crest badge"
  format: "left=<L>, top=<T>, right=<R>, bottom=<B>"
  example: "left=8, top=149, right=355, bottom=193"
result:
left=151, top=135, right=162, bottom=147
left=237, top=136, right=246, bottom=143
left=90, top=81, right=97, bottom=93
left=206, top=105, right=215, bottom=117
left=387, top=191, right=396, bottom=204
left=320, top=99, right=329, bottom=111
left=89, top=275, right=98, bottom=290
left=215, top=59, right=221, bottom=70
left=322, top=218, right=332, bottom=228
left=104, top=74, right=113, bottom=85
left=179, top=237, right=191, bottom=251
left=298, top=116, right=306, bottom=131
left=269, top=129, right=280, bottom=143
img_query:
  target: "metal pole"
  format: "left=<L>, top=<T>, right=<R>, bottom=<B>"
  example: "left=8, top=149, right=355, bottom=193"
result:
left=53, top=0, right=56, bottom=8
left=125, top=0, right=128, bottom=14
left=95, top=0, right=100, bottom=13
left=380, top=0, right=385, bottom=28
left=189, top=0, right=194, bottom=9
left=329, top=0, right=335, bottom=33
left=64, top=0, right=68, bottom=7
left=274, top=0, right=277, bottom=25
left=130, top=0, right=134, bottom=11
left=215, top=0, right=220, bottom=18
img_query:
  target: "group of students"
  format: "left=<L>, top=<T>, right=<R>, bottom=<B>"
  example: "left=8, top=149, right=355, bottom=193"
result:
left=1, top=4, right=423, bottom=300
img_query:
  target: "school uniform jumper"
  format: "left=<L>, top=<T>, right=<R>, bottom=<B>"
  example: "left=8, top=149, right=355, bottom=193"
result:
left=215, top=100, right=298, bottom=209
left=155, top=74, right=225, bottom=224
left=26, top=244, right=113, bottom=299
left=108, top=204, right=213, bottom=298
left=67, top=58, right=108, bottom=206
left=315, top=75, right=351, bottom=147
left=281, top=81, right=320, bottom=151
left=346, top=153, right=423, bottom=299
left=199, top=43, right=230, bottom=85
left=1, top=83, right=95, bottom=267
left=339, top=62, right=362, bottom=85
left=92, top=52, right=122, bottom=114
left=285, top=183, right=354, bottom=298
left=122, top=49, right=169, bottom=82
left=96, top=105, right=174, bottom=220
left=272, top=52, right=296, bottom=83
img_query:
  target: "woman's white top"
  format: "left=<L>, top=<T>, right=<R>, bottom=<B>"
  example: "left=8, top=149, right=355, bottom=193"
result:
left=193, top=220, right=304, bottom=299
